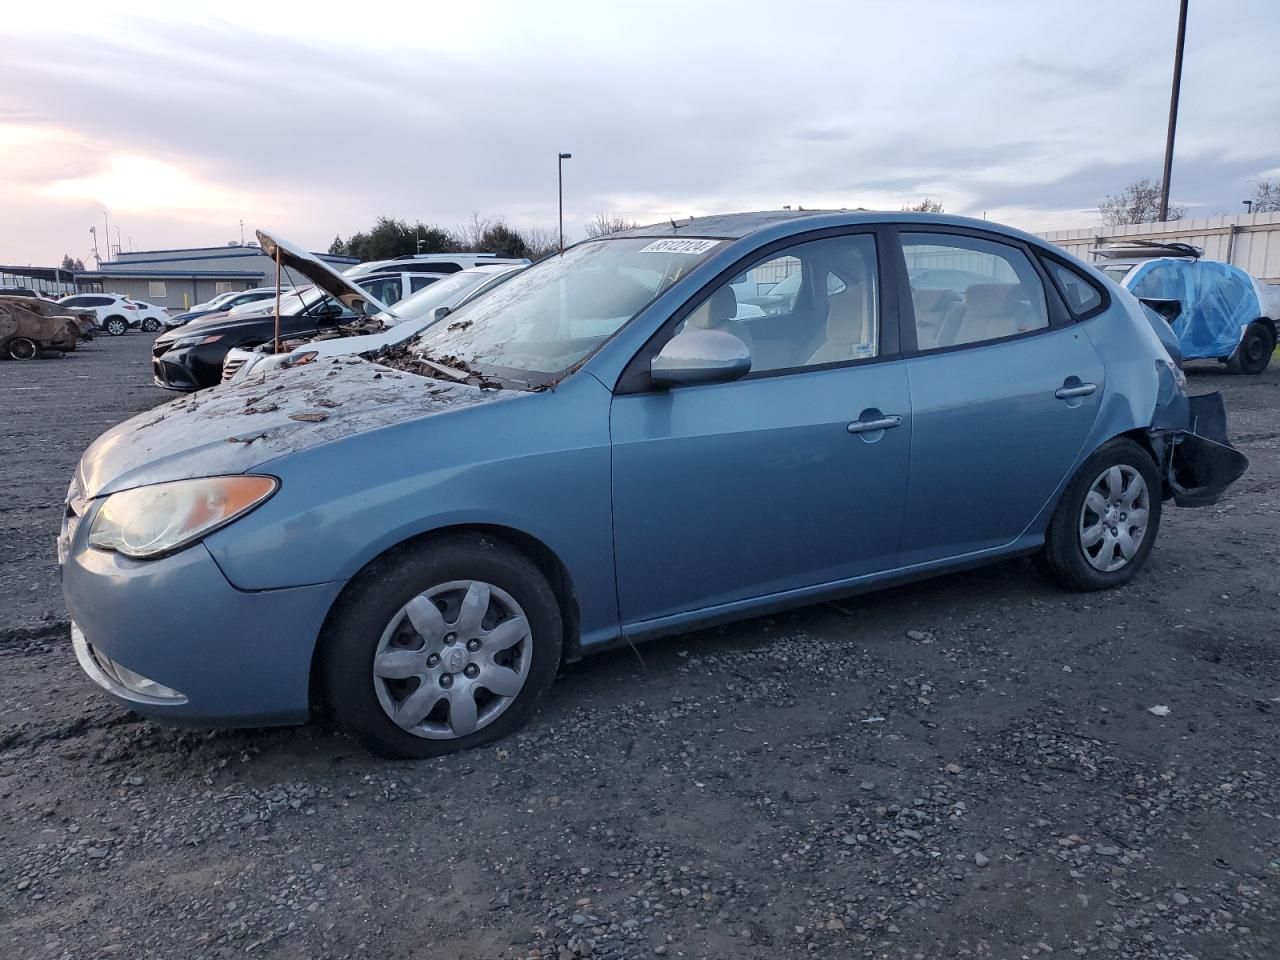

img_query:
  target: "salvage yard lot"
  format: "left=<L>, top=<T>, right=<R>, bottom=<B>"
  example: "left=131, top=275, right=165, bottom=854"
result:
left=1, top=335, right=1277, bottom=960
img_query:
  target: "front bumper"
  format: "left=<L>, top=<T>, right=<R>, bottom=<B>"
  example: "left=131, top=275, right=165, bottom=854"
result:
left=152, top=355, right=199, bottom=391
left=60, top=525, right=345, bottom=727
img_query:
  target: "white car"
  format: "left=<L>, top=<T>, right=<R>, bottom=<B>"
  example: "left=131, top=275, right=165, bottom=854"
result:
left=127, top=299, right=171, bottom=333
left=223, top=263, right=523, bottom=384
left=57, top=293, right=149, bottom=336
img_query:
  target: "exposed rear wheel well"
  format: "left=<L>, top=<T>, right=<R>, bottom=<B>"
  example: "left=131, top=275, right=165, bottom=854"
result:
left=309, top=524, right=581, bottom=711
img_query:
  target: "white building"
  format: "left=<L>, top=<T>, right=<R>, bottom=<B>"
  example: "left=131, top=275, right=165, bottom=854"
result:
left=76, top=242, right=359, bottom=309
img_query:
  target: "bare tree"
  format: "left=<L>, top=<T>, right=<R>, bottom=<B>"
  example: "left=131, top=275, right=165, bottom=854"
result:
left=902, top=198, right=944, bottom=213
left=520, top=226, right=560, bottom=259
left=584, top=212, right=640, bottom=239
left=1249, top=179, right=1280, bottom=214
left=1099, top=178, right=1184, bottom=226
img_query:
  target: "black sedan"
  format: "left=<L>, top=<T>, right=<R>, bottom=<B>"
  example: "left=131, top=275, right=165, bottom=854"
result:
left=152, top=296, right=357, bottom=391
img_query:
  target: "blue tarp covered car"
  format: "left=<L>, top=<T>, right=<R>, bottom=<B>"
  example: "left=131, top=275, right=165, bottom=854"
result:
left=1096, top=247, right=1277, bottom=374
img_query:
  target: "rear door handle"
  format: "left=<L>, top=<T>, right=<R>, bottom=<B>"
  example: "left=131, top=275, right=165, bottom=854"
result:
left=847, top=415, right=902, bottom=434
left=1055, top=383, right=1097, bottom=400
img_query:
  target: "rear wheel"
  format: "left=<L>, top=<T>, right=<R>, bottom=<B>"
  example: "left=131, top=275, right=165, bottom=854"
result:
left=140, top=317, right=162, bottom=333
left=4, top=337, right=38, bottom=360
left=1229, top=321, right=1274, bottom=375
left=103, top=316, right=128, bottom=336
left=319, top=534, right=563, bottom=758
left=1040, top=438, right=1162, bottom=591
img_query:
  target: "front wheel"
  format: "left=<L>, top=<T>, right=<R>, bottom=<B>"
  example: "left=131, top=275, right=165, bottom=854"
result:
left=1229, top=321, right=1274, bottom=375
left=4, top=337, right=39, bottom=360
left=319, top=534, right=563, bottom=758
left=103, top=316, right=128, bottom=336
left=1040, top=438, right=1162, bottom=591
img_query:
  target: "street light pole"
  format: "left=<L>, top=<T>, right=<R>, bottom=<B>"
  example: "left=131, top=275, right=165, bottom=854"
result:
left=558, top=152, right=572, bottom=253
left=1158, top=0, right=1189, bottom=222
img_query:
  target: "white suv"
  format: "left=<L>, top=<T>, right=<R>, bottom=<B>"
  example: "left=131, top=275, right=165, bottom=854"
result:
left=343, top=253, right=529, bottom=280
left=57, top=293, right=156, bottom=336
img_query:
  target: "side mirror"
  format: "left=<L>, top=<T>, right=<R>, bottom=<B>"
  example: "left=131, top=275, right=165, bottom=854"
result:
left=651, top=328, right=751, bottom=387
left=430, top=306, right=451, bottom=323
left=315, top=301, right=343, bottom=324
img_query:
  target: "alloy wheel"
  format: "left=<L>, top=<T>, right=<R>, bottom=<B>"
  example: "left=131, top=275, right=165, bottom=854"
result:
left=105, top=318, right=127, bottom=336
left=1078, top=464, right=1149, bottom=573
left=7, top=337, right=38, bottom=360
left=371, top=580, right=532, bottom=740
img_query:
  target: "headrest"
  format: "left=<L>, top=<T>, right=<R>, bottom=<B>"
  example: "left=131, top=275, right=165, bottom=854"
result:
left=964, top=283, right=1021, bottom=315
left=912, top=288, right=960, bottom=312
left=826, top=283, right=867, bottom=343
left=686, top=284, right=738, bottom=329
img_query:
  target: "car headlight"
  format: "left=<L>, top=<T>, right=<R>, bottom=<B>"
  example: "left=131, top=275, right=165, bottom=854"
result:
left=88, top=476, right=278, bottom=559
left=170, top=334, right=222, bottom=350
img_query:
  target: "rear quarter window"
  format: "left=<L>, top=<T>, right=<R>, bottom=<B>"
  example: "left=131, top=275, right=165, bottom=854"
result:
left=1043, top=258, right=1105, bottom=317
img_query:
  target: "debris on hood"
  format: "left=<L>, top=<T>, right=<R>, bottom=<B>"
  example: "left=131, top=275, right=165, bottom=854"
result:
left=76, top=357, right=511, bottom=498
left=367, top=341, right=508, bottom=390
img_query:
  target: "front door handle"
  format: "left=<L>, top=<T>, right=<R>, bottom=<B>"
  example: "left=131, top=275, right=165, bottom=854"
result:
left=1055, top=382, right=1097, bottom=400
left=847, top=414, right=902, bottom=434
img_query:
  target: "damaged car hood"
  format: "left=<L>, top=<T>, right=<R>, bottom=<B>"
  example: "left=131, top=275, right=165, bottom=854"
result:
left=77, top=359, right=508, bottom=499
left=256, top=230, right=392, bottom=319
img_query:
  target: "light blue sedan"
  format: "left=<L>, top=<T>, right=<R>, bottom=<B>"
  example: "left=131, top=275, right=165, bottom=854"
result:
left=59, top=213, right=1247, bottom=757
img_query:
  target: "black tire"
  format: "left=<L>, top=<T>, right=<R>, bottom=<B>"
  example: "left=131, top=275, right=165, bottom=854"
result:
left=4, top=337, right=39, bottom=360
left=103, top=316, right=128, bottom=336
left=1040, top=438, right=1162, bottom=592
left=319, top=533, right=563, bottom=758
left=1228, top=321, right=1274, bottom=375
left=140, top=318, right=162, bottom=333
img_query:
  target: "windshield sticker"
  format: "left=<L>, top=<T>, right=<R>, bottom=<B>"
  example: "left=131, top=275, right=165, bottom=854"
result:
left=638, top=239, right=721, bottom=255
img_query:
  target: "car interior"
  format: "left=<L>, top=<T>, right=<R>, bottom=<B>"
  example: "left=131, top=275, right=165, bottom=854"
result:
left=678, top=236, right=879, bottom=373
left=903, top=237, right=1049, bottom=351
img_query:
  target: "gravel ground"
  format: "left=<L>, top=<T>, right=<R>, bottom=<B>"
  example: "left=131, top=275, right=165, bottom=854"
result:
left=1, top=334, right=1277, bottom=960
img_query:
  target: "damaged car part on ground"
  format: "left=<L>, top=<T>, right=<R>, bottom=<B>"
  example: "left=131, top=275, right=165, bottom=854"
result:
left=59, top=211, right=1249, bottom=758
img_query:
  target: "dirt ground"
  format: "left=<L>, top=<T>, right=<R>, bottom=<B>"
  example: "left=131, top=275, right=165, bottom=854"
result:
left=1, top=334, right=1277, bottom=960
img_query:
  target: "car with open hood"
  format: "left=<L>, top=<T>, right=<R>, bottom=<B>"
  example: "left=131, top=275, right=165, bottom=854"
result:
left=220, top=257, right=524, bottom=385
left=150, top=258, right=391, bottom=391
left=60, top=212, right=1248, bottom=759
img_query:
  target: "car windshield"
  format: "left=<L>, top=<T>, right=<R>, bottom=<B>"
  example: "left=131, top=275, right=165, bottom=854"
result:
left=1100, top=265, right=1135, bottom=284
left=374, top=270, right=497, bottom=325
left=409, top=237, right=723, bottom=386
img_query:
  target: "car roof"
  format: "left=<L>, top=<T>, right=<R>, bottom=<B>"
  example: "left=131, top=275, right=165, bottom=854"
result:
left=607, top=209, right=1054, bottom=248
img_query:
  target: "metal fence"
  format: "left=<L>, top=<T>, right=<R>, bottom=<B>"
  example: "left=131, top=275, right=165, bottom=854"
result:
left=1038, top=212, right=1280, bottom=284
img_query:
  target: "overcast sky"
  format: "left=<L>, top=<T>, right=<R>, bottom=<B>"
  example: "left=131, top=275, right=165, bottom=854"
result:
left=2, top=0, right=1277, bottom=264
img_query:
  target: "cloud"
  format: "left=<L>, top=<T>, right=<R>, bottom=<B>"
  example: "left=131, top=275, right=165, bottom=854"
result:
left=0, top=0, right=1277, bottom=262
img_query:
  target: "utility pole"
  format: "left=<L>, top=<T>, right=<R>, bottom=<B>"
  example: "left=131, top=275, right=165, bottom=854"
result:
left=1158, top=0, right=1189, bottom=222
left=558, top=152, right=572, bottom=253
left=89, top=226, right=100, bottom=266
left=102, top=211, right=111, bottom=261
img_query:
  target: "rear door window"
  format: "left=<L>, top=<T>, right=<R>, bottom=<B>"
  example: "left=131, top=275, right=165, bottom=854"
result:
left=901, top=233, right=1048, bottom=350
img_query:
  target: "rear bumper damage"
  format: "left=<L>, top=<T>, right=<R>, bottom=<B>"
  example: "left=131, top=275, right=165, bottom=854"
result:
left=1149, top=391, right=1249, bottom=508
